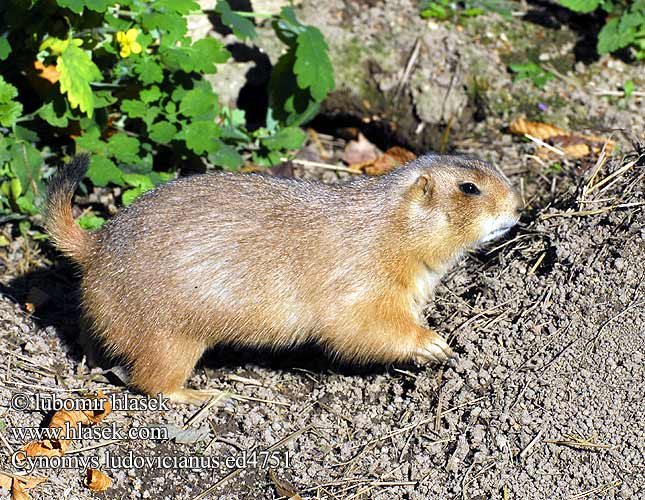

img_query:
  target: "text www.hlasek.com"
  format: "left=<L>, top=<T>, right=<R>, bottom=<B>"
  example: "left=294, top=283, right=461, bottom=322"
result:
left=10, top=421, right=167, bottom=442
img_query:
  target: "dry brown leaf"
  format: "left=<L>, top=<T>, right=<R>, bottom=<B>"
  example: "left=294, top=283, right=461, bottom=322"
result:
left=0, top=472, right=12, bottom=490
left=364, top=146, right=416, bottom=176
left=510, top=117, right=614, bottom=159
left=84, top=469, right=113, bottom=492
left=23, top=440, right=64, bottom=457
left=33, top=60, right=60, bottom=84
left=0, top=474, right=46, bottom=493
left=342, top=133, right=380, bottom=165
left=509, top=117, right=566, bottom=139
left=11, top=479, right=31, bottom=500
left=24, top=408, right=92, bottom=457
left=268, top=469, right=303, bottom=499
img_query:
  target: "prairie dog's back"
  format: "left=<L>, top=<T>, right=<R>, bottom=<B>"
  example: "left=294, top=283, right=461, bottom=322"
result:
left=85, top=172, right=401, bottom=341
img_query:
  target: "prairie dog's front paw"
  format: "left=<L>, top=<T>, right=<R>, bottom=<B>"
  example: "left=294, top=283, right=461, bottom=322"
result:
left=414, top=332, right=456, bottom=364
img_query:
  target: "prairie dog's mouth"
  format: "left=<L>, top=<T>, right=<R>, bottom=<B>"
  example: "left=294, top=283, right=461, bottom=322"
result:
left=481, top=225, right=514, bottom=243
left=479, top=217, right=519, bottom=244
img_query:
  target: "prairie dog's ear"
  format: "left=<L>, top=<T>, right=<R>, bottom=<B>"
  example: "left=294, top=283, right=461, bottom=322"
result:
left=412, top=173, right=434, bottom=198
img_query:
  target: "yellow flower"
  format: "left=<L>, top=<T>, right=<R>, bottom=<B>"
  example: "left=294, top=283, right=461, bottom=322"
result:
left=116, top=28, right=142, bottom=58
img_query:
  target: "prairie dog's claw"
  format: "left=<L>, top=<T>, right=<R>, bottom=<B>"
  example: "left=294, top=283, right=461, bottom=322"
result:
left=414, top=334, right=455, bottom=364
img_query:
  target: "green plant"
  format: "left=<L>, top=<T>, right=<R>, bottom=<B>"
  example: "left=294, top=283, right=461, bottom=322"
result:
left=420, top=0, right=512, bottom=21
left=508, top=62, right=555, bottom=89
left=0, top=0, right=334, bottom=229
left=559, top=0, right=645, bottom=58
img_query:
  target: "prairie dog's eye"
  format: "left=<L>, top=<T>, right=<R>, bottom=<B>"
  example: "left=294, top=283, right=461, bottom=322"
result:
left=459, top=182, right=481, bottom=196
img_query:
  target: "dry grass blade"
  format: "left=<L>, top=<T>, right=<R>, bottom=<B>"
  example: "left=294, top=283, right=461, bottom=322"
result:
left=565, top=480, right=621, bottom=499
left=544, top=433, right=612, bottom=450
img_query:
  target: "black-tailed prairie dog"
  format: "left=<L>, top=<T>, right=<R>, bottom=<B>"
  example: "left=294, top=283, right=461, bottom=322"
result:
left=45, top=154, right=522, bottom=403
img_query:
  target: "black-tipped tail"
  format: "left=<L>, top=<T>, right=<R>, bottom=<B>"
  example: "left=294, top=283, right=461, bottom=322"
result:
left=44, top=154, right=93, bottom=264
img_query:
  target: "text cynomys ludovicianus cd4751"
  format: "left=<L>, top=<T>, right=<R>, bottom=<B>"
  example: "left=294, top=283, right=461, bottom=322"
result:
left=46, top=154, right=522, bottom=403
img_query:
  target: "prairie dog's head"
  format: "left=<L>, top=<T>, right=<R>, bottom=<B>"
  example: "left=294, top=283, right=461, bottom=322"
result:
left=402, top=154, right=522, bottom=250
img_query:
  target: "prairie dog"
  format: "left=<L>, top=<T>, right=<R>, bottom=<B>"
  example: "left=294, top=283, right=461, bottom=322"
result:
left=46, top=154, right=521, bottom=403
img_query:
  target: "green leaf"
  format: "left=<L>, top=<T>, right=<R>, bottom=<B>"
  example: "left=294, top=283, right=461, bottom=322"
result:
left=86, top=156, right=124, bottom=187
left=209, top=143, right=244, bottom=171
left=273, top=7, right=307, bottom=45
left=268, top=50, right=321, bottom=126
left=134, top=58, right=164, bottom=85
left=156, top=0, right=200, bottom=14
left=38, top=101, right=69, bottom=128
left=78, top=214, right=106, bottom=230
left=149, top=121, right=177, bottom=144
left=140, top=86, right=161, bottom=104
left=142, top=12, right=187, bottom=44
left=421, top=4, right=451, bottom=20
left=85, top=0, right=110, bottom=11
left=0, top=76, right=22, bottom=127
left=56, top=40, right=103, bottom=116
left=179, top=120, right=221, bottom=154
left=93, top=90, right=116, bottom=109
left=558, top=0, right=600, bottom=13
left=10, top=177, right=22, bottom=200
left=107, top=133, right=140, bottom=163
left=0, top=37, right=11, bottom=61
left=215, top=0, right=257, bottom=40
left=179, top=87, right=219, bottom=119
left=261, top=127, right=306, bottom=151
left=122, top=172, right=154, bottom=190
left=160, top=38, right=230, bottom=74
left=0, top=101, right=23, bottom=128
left=623, top=79, right=634, bottom=98
left=16, top=192, right=38, bottom=215
left=294, top=27, right=334, bottom=101
left=8, top=142, right=44, bottom=205
left=75, top=128, right=108, bottom=155
left=56, top=0, right=85, bottom=14
left=121, top=187, right=145, bottom=206
left=597, top=17, right=636, bottom=54
left=149, top=171, right=176, bottom=185
left=121, top=99, right=148, bottom=119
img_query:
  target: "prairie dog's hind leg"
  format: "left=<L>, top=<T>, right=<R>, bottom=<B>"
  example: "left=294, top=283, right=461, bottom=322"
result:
left=125, top=333, right=212, bottom=404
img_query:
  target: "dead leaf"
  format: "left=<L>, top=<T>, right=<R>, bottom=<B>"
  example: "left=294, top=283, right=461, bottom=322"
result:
left=0, top=472, right=11, bottom=490
left=342, top=133, right=380, bottom=165
left=23, top=440, right=64, bottom=457
left=509, top=117, right=614, bottom=159
left=33, top=60, right=60, bottom=84
left=24, top=408, right=92, bottom=457
left=509, top=117, right=566, bottom=139
left=268, top=469, right=303, bottom=499
left=84, top=469, right=112, bottom=491
left=364, top=146, right=416, bottom=176
left=11, top=479, right=31, bottom=500
left=0, top=474, right=47, bottom=493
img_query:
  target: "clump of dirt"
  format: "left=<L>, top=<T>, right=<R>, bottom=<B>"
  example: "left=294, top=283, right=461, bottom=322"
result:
left=0, top=147, right=642, bottom=499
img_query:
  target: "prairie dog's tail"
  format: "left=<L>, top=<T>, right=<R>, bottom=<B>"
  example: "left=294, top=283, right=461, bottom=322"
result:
left=45, top=154, right=93, bottom=264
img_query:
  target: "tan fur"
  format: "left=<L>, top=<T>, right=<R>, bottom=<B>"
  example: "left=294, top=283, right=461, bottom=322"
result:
left=46, top=154, right=521, bottom=403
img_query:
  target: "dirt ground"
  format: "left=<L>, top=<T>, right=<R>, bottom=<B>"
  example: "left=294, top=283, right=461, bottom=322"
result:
left=1, top=3, right=645, bottom=500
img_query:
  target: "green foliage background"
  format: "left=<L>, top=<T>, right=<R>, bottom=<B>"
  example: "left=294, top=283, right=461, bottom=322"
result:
left=0, top=0, right=334, bottom=232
